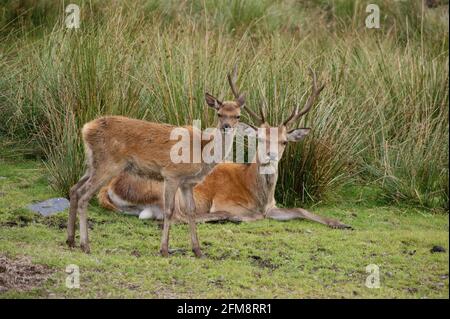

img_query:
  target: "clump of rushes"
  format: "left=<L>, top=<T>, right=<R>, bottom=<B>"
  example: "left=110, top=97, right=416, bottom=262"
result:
left=0, top=0, right=448, bottom=210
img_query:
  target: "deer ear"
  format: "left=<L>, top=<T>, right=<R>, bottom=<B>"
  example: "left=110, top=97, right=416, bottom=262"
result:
left=205, top=93, right=222, bottom=110
left=236, top=93, right=245, bottom=108
left=287, top=128, right=311, bottom=142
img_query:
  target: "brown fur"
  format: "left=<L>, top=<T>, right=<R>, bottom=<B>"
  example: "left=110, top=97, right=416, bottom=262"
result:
left=97, top=187, right=117, bottom=212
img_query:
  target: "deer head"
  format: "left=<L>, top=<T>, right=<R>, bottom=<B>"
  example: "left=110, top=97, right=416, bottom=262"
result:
left=244, top=68, right=325, bottom=169
left=205, top=65, right=245, bottom=131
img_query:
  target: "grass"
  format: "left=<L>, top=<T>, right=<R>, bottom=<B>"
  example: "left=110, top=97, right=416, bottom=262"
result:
left=0, top=157, right=448, bottom=298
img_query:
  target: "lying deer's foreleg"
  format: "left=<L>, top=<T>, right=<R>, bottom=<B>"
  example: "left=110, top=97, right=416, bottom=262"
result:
left=266, top=207, right=352, bottom=229
left=196, top=211, right=265, bottom=224
left=195, top=211, right=240, bottom=224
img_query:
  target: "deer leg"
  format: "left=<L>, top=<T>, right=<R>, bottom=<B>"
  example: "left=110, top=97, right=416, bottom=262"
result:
left=180, top=184, right=202, bottom=258
left=195, top=212, right=237, bottom=223
left=67, top=172, right=90, bottom=247
left=76, top=174, right=112, bottom=253
left=194, top=211, right=264, bottom=224
left=266, top=207, right=352, bottom=229
left=160, top=179, right=180, bottom=257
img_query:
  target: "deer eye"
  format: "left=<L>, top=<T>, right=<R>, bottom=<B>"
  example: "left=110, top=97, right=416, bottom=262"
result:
left=217, top=114, right=223, bottom=117
left=282, top=141, right=288, bottom=146
left=236, top=115, right=240, bottom=119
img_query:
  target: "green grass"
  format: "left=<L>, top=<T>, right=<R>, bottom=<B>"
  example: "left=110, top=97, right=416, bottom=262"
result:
left=1, top=158, right=448, bottom=298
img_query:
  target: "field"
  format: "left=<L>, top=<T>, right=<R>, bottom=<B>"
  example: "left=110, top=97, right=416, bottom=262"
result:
left=0, top=158, right=448, bottom=298
left=0, top=0, right=449, bottom=298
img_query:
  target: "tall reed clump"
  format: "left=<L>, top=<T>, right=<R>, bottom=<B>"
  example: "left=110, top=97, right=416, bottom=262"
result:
left=0, top=0, right=448, bottom=210
left=1, top=10, right=151, bottom=194
left=361, top=43, right=449, bottom=210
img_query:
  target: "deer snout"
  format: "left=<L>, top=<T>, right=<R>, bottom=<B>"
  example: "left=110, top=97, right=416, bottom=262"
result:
left=221, top=123, right=231, bottom=129
left=268, top=152, right=278, bottom=161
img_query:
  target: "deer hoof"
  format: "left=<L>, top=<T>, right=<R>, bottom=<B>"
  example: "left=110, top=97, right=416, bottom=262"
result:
left=192, top=248, right=204, bottom=259
left=80, top=243, right=91, bottom=254
left=160, top=248, right=170, bottom=257
left=66, top=238, right=76, bottom=248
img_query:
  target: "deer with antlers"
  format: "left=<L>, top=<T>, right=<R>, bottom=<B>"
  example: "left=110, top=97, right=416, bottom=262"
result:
left=67, top=68, right=246, bottom=257
left=97, top=69, right=351, bottom=231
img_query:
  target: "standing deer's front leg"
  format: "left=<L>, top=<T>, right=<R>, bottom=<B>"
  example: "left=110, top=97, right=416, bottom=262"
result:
left=160, top=179, right=180, bottom=257
left=180, top=184, right=202, bottom=258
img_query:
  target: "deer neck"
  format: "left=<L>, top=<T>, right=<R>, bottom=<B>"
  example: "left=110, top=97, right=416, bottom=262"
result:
left=198, top=127, right=235, bottom=173
left=211, top=126, right=235, bottom=162
left=248, top=156, right=278, bottom=214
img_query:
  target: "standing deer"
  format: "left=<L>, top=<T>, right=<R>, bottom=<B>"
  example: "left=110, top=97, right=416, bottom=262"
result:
left=67, top=68, right=246, bottom=257
left=97, top=70, right=351, bottom=230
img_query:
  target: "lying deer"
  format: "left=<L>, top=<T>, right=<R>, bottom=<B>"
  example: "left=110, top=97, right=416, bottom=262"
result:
left=67, top=68, right=245, bottom=257
left=97, top=70, right=351, bottom=230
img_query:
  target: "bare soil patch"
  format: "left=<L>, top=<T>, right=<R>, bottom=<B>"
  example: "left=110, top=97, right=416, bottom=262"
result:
left=0, top=255, right=53, bottom=293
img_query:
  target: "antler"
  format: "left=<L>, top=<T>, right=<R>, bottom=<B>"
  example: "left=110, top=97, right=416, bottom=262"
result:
left=227, top=64, right=240, bottom=99
left=227, top=64, right=246, bottom=106
left=241, top=99, right=266, bottom=126
left=258, top=99, right=267, bottom=124
left=245, top=105, right=265, bottom=126
left=282, top=67, right=325, bottom=128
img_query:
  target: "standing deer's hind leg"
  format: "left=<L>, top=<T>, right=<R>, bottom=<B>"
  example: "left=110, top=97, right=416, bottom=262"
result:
left=180, top=184, right=202, bottom=258
left=160, top=179, right=180, bottom=257
left=76, top=171, right=117, bottom=253
left=67, top=172, right=90, bottom=248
